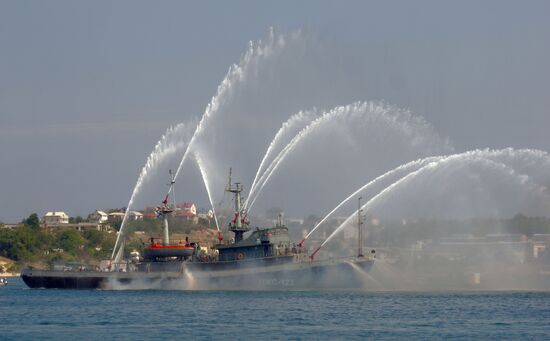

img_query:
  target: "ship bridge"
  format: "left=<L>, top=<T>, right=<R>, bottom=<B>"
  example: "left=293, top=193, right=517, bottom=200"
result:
left=217, top=226, right=294, bottom=262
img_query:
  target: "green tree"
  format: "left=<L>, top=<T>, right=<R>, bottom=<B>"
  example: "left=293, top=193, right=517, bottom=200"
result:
left=69, top=216, right=85, bottom=224
left=111, top=220, right=122, bottom=232
left=0, top=227, right=37, bottom=260
left=24, top=213, right=40, bottom=229
left=57, top=229, right=85, bottom=255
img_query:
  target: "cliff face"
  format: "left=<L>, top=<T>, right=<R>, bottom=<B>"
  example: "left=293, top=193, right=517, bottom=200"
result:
left=0, top=256, right=18, bottom=276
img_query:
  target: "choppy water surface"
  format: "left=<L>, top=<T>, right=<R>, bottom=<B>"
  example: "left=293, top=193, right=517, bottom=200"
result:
left=1, top=278, right=549, bottom=340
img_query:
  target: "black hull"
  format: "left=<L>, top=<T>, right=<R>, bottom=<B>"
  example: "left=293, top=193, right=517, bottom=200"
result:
left=21, top=257, right=374, bottom=290
left=21, top=272, right=106, bottom=289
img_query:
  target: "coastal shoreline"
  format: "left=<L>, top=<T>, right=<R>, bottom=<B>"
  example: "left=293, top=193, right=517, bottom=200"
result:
left=2, top=273, right=20, bottom=277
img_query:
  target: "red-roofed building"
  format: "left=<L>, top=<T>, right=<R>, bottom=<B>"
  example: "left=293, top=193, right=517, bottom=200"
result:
left=175, top=202, right=198, bottom=223
left=176, top=202, right=197, bottom=215
left=142, top=211, right=157, bottom=218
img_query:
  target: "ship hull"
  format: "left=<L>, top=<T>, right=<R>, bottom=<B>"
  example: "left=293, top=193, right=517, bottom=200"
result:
left=21, top=257, right=374, bottom=290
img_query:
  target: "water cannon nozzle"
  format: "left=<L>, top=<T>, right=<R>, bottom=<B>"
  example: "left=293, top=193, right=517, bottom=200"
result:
left=310, top=245, right=321, bottom=260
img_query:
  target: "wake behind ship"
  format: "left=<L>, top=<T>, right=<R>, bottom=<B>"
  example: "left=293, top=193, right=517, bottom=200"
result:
left=21, top=172, right=374, bottom=290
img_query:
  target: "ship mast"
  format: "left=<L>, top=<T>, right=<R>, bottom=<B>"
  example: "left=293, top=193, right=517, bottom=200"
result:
left=226, top=168, right=250, bottom=243
left=156, top=170, right=176, bottom=246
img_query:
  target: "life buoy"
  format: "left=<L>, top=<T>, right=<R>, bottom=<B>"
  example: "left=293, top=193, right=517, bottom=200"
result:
left=236, top=253, right=245, bottom=260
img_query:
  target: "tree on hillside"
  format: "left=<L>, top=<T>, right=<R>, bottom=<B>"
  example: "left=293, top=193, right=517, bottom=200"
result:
left=57, top=229, right=86, bottom=255
left=69, top=216, right=85, bottom=224
left=82, top=229, right=116, bottom=259
left=505, top=213, right=550, bottom=235
left=24, top=213, right=40, bottom=229
left=0, top=227, right=36, bottom=260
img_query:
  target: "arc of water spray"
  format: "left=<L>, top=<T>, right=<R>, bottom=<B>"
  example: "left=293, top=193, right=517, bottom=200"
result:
left=163, top=31, right=283, bottom=230
left=297, top=155, right=443, bottom=247
left=245, top=109, right=316, bottom=209
left=114, top=241, right=125, bottom=265
left=246, top=102, right=372, bottom=212
left=172, top=30, right=281, bottom=184
left=303, top=148, right=550, bottom=249
left=246, top=101, right=430, bottom=213
left=246, top=133, right=302, bottom=211
left=112, top=31, right=295, bottom=261
left=194, top=151, right=221, bottom=232
left=320, top=151, right=546, bottom=249
left=112, top=123, right=190, bottom=260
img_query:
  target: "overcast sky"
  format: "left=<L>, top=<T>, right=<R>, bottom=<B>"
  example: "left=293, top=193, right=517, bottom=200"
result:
left=1, top=0, right=549, bottom=223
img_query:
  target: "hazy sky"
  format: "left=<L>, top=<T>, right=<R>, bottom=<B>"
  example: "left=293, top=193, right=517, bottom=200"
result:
left=1, top=0, right=549, bottom=222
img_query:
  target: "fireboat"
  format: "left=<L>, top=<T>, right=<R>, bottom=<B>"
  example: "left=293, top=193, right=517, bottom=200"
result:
left=21, top=171, right=374, bottom=290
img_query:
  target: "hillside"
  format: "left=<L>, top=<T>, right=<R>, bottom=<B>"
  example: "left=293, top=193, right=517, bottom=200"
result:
left=0, top=256, right=18, bottom=276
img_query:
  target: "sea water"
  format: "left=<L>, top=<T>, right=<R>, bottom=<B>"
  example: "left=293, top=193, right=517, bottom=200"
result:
left=1, top=278, right=549, bottom=340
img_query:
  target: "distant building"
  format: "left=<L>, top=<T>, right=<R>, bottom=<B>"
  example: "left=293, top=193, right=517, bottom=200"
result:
left=175, top=202, right=198, bottom=223
left=108, top=212, right=126, bottom=222
left=177, top=202, right=197, bottom=216
left=43, top=211, right=69, bottom=226
left=88, top=210, right=108, bottom=224
left=142, top=207, right=157, bottom=218
left=287, top=218, right=304, bottom=225
left=141, top=203, right=200, bottom=222
left=129, top=211, right=143, bottom=221
left=430, top=234, right=532, bottom=262
left=176, top=212, right=198, bottom=224
left=197, top=209, right=214, bottom=222
left=68, top=223, right=111, bottom=232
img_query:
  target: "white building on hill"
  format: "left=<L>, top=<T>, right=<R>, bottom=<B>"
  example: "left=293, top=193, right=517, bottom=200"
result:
left=88, top=210, right=108, bottom=223
left=129, top=211, right=143, bottom=221
left=108, top=212, right=126, bottom=222
left=177, top=202, right=197, bottom=215
left=43, top=211, right=69, bottom=225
